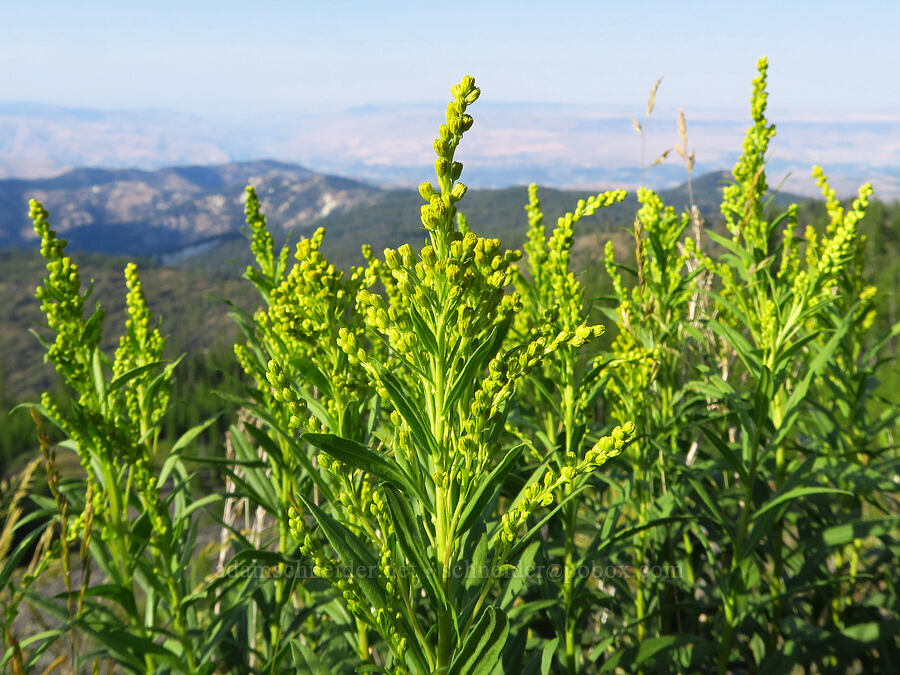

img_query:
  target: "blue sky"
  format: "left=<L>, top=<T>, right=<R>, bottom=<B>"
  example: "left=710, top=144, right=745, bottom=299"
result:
left=2, top=0, right=898, bottom=120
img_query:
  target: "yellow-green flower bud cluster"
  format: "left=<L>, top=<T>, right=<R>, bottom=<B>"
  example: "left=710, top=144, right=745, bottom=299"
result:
left=31, top=199, right=100, bottom=400
left=582, top=422, right=636, bottom=469
left=314, top=452, right=337, bottom=475
left=249, top=220, right=376, bottom=444
left=266, top=359, right=309, bottom=431
left=721, top=57, right=776, bottom=250
left=519, top=187, right=626, bottom=340
left=289, top=506, right=342, bottom=583
left=420, top=75, right=479, bottom=244
left=244, top=186, right=277, bottom=280
left=385, top=411, right=417, bottom=469
left=269, top=228, right=346, bottom=345
left=816, top=179, right=873, bottom=283
left=778, top=205, right=801, bottom=283
left=233, top=342, right=263, bottom=388
left=632, top=191, right=695, bottom=305
left=858, top=285, right=878, bottom=332
left=523, top=184, right=548, bottom=280
left=132, top=456, right=169, bottom=537
left=759, top=299, right=777, bottom=349
left=602, top=238, right=626, bottom=303
left=359, top=232, right=524, bottom=381
left=112, top=263, right=170, bottom=432
left=812, top=165, right=844, bottom=237
left=40, top=393, right=95, bottom=477
left=289, top=503, right=410, bottom=666
left=466, top=332, right=575, bottom=460
left=496, top=423, right=634, bottom=546
left=548, top=190, right=627, bottom=325
left=497, top=477, right=557, bottom=545
left=605, top=337, right=659, bottom=424
left=290, top=506, right=369, bottom=618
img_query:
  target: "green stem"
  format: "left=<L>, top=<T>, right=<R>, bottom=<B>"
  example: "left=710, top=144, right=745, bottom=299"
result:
left=560, top=363, right=578, bottom=674
left=356, top=617, right=369, bottom=661
left=436, top=483, right=452, bottom=671
left=770, top=388, right=786, bottom=641
left=718, top=432, right=760, bottom=675
left=563, top=498, right=577, bottom=674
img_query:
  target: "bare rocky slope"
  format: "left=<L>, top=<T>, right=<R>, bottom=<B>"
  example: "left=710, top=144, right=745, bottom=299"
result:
left=0, top=159, right=382, bottom=253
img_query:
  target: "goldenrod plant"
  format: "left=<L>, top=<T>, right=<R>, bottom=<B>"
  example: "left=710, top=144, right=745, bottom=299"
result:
left=511, top=183, right=634, bottom=673
left=279, top=76, right=632, bottom=673
left=3, top=60, right=898, bottom=674
left=6, top=202, right=223, bottom=673
left=601, top=186, right=701, bottom=660
left=231, top=187, right=377, bottom=660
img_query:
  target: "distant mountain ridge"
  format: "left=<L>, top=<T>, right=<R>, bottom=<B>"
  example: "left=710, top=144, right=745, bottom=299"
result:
left=1, top=158, right=821, bottom=266
left=0, top=159, right=381, bottom=254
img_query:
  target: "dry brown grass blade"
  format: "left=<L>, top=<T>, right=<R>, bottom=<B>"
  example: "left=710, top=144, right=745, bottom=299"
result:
left=652, top=149, right=672, bottom=166
left=6, top=629, right=24, bottom=675
left=647, top=76, right=663, bottom=116
left=0, top=458, right=41, bottom=561
left=634, top=216, right=647, bottom=300
left=39, top=653, right=67, bottom=675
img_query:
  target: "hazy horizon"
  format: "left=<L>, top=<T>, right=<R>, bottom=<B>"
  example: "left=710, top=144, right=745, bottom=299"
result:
left=3, top=1, right=898, bottom=118
left=3, top=1, right=898, bottom=197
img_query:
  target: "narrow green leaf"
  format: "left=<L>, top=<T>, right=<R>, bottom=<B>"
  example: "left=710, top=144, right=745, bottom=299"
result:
left=457, top=443, right=526, bottom=533
left=297, top=493, right=386, bottom=611
left=227, top=427, right=280, bottom=512
left=302, top=432, right=429, bottom=507
left=823, top=516, right=900, bottom=547
left=180, top=492, right=224, bottom=519
left=81, top=583, right=138, bottom=618
left=293, top=642, right=331, bottom=675
left=842, top=619, right=900, bottom=644
left=708, top=320, right=760, bottom=374
left=159, top=414, right=221, bottom=484
left=444, top=327, right=505, bottom=415
left=291, top=356, right=333, bottom=399
left=698, top=426, right=748, bottom=483
left=377, top=366, right=439, bottom=457
left=685, top=476, right=732, bottom=537
left=449, top=606, right=509, bottom=675
left=91, top=347, right=106, bottom=408
left=408, top=302, right=439, bottom=355
left=107, top=361, right=166, bottom=394
left=752, top=486, right=852, bottom=522
left=541, top=636, right=559, bottom=675
left=598, top=634, right=696, bottom=673
left=382, top=485, right=446, bottom=612
left=0, top=525, right=50, bottom=591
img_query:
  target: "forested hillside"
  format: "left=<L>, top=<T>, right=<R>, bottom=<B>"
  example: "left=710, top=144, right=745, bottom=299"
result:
left=3, top=177, right=899, bottom=470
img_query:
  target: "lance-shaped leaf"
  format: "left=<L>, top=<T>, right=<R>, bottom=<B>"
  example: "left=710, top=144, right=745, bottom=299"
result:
left=457, top=443, right=526, bottom=533
left=297, top=493, right=387, bottom=612
left=302, top=432, right=429, bottom=507
left=376, top=365, right=440, bottom=457
left=751, top=486, right=852, bottom=522
left=449, top=605, right=509, bottom=675
left=382, top=485, right=447, bottom=613
left=443, top=325, right=507, bottom=416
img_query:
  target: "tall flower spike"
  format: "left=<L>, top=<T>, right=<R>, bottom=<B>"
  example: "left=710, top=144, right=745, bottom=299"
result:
left=721, top=56, right=776, bottom=251
left=31, top=199, right=101, bottom=401
left=419, top=75, right=480, bottom=257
